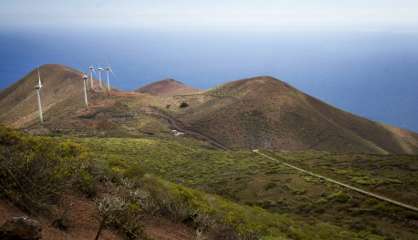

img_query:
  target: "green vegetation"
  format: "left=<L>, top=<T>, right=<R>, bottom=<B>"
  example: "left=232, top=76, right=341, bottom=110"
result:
left=71, top=136, right=418, bottom=240
left=327, top=191, right=351, bottom=203
left=95, top=191, right=147, bottom=240
left=1, top=126, right=417, bottom=239
left=102, top=172, right=380, bottom=240
left=0, top=126, right=93, bottom=213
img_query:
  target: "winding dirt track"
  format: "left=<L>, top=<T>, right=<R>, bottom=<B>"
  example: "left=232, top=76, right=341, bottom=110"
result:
left=253, top=149, right=418, bottom=213
left=143, top=107, right=228, bottom=150
left=144, top=106, right=418, bottom=213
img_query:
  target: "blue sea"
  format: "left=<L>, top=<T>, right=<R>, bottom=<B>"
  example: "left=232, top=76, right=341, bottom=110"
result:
left=0, top=28, right=417, bottom=132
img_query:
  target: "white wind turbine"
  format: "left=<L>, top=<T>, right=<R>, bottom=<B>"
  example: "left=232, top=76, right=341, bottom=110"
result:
left=82, top=74, right=89, bottom=107
left=34, top=68, right=44, bottom=123
left=105, top=66, right=112, bottom=92
left=96, top=67, right=104, bottom=89
left=88, top=66, right=95, bottom=89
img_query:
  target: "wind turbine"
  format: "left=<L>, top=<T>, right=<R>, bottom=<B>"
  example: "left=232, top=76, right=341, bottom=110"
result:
left=88, top=66, right=95, bottom=89
left=82, top=74, right=89, bottom=107
left=97, top=67, right=104, bottom=89
left=34, top=68, right=44, bottom=123
left=105, top=66, right=112, bottom=92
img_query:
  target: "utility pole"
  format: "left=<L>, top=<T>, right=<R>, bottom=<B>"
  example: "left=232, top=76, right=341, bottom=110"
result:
left=82, top=74, right=89, bottom=107
left=35, top=69, right=44, bottom=123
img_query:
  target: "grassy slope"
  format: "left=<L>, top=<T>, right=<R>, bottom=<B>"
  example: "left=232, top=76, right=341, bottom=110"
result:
left=71, top=135, right=418, bottom=240
left=1, top=126, right=383, bottom=240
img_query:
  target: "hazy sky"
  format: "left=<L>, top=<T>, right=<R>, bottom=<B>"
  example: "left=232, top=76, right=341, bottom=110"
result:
left=1, top=0, right=418, bottom=31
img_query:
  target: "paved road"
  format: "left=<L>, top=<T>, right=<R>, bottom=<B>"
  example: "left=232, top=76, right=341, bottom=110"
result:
left=253, top=149, right=418, bottom=213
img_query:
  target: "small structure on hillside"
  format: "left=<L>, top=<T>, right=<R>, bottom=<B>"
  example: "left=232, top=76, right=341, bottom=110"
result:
left=171, top=129, right=185, bottom=137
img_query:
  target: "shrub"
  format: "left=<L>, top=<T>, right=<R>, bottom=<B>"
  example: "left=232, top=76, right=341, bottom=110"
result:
left=327, top=191, right=351, bottom=203
left=0, top=126, right=92, bottom=213
left=179, top=102, right=189, bottom=108
left=102, top=174, right=380, bottom=240
left=264, top=182, right=278, bottom=191
left=137, top=175, right=270, bottom=240
left=95, top=181, right=147, bottom=240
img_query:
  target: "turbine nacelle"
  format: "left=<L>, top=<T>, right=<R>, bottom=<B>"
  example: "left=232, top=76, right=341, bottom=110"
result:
left=34, top=80, right=42, bottom=90
left=34, top=84, right=42, bottom=90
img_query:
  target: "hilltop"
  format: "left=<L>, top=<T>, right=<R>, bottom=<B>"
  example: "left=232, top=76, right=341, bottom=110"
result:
left=136, top=79, right=201, bottom=96
left=0, top=64, right=95, bottom=128
left=174, top=76, right=418, bottom=154
left=0, top=65, right=417, bottom=154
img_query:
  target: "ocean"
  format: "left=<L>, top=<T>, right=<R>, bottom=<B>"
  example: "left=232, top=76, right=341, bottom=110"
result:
left=0, top=28, right=417, bottom=132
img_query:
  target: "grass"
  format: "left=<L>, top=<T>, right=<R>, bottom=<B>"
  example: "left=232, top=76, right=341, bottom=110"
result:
left=2, top=125, right=416, bottom=239
left=0, top=126, right=94, bottom=212
left=0, top=126, right=386, bottom=239
left=107, top=173, right=381, bottom=240
left=65, top=135, right=418, bottom=240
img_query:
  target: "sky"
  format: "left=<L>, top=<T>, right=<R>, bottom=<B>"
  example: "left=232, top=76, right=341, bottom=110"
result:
left=1, top=0, right=418, bottom=31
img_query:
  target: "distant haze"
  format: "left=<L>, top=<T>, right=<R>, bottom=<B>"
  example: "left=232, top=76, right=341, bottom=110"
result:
left=1, top=1, right=418, bottom=31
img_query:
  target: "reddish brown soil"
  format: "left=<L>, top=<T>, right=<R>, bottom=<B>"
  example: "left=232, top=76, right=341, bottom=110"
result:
left=0, top=195, right=194, bottom=240
left=0, top=196, right=120, bottom=240
left=143, top=216, right=195, bottom=240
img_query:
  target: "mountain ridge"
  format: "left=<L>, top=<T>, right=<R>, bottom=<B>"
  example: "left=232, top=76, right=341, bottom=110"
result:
left=1, top=65, right=417, bottom=154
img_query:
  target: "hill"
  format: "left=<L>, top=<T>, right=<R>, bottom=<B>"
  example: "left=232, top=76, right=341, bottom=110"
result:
left=136, top=79, right=201, bottom=96
left=0, top=64, right=94, bottom=128
left=1, top=66, right=417, bottom=154
left=173, top=76, right=418, bottom=154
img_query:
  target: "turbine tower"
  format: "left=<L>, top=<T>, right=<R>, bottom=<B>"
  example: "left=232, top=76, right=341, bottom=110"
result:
left=105, top=66, right=111, bottom=92
left=97, top=67, right=104, bottom=89
left=82, top=74, right=89, bottom=107
left=88, top=66, right=95, bottom=89
left=35, top=69, right=44, bottom=123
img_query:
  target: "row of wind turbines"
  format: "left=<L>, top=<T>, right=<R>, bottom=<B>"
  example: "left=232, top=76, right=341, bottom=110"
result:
left=35, top=65, right=114, bottom=124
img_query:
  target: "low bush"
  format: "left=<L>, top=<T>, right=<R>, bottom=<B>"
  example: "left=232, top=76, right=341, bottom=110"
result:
left=0, top=126, right=93, bottom=213
left=124, top=175, right=379, bottom=240
left=96, top=193, right=146, bottom=240
left=327, top=191, right=351, bottom=203
left=179, top=102, right=189, bottom=108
